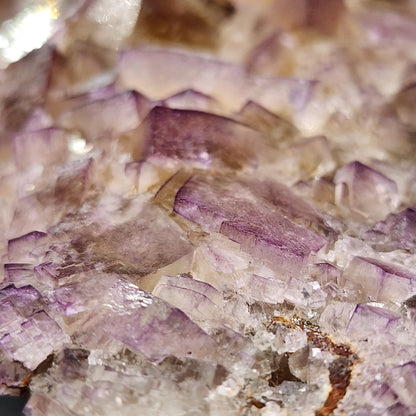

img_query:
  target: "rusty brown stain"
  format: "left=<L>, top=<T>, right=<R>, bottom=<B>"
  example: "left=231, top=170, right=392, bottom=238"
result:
left=316, top=357, right=352, bottom=416
left=246, top=396, right=266, bottom=409
left=266, top=315, right=357, bottom=416
left=21, top=375, right=32, bottom=387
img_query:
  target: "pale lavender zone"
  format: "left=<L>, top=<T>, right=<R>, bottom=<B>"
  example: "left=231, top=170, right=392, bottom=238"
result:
left=34, top=262, right=60, bottom=286
left=357, top=256, right=416, bottom=281
left=345, top=256, right=416, bottom=302
left=51, top=275, right=217, bottom=363
left=0, top=285, right=41, bottom=316
left=0, top=192, right=199, bottom=375
left=0, top=285, right=67, bottom=370
left=389, top=361, right=416, bottom=408
left=347, top=303, right=400, bottom=336
left=0, top=310, right=68, bottom=370
left=365, top=208, right=416, bottom=251
left=335, top=161, right=398, bottom=218
left=240, top=177, right=334, bottom=236
left=154, top=275, right=225, bottom=323
left=105, top=306, right=217, bottom=363
left=7, top=231, right=48, bottom=262
left=335, top=161, right=397, bottom=191
left=3, top=263, right=34, bottom=287
left=13, top=127, right=69, bottom=169
left=310, top=262, right=340, bottom=285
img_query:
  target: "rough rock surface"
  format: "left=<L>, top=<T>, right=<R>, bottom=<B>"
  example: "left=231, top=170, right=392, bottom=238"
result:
left=1, top=1, right=416, bottom=415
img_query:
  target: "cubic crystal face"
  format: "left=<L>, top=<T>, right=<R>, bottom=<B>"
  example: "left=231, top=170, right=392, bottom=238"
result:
left=0, top=1, right=416, bottom=415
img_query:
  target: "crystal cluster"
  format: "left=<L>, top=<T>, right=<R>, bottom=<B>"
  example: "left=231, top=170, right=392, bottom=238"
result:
left=1, top=1, right=416, bottom=415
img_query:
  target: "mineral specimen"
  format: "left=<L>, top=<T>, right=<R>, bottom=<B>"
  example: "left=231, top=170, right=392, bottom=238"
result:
left=1, top=0, right=416, bottom=415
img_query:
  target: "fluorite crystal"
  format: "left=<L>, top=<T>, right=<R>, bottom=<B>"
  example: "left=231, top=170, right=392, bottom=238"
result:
left=1, top=1, right=416, bottom=415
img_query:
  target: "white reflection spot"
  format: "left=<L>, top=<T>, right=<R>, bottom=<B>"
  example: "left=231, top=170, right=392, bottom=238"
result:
left=68, top=134, right=91, bottom=154
left=104, top=280, right=153, bottom=313
left=0, top=2, right=59, bottom=65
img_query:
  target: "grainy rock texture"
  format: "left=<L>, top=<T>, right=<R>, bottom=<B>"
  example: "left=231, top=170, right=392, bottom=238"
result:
left=1, top=1, right=416, bottom=415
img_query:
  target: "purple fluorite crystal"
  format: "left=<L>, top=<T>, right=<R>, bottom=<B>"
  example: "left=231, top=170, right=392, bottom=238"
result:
left=365, top=208, right=416, bottom=251
left=140, top=106, right=270, bottom=169
left=335, top=161, right=399, bottom=221
left=174, top=173, right=326, bottom=274
left=1, top=1, right=416, bottom=415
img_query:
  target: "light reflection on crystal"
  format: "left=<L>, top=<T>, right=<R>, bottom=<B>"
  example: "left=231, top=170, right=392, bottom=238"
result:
left=68, top=134, right=92, bottom=154
left=1, top=0, right=416, bottom=415
left=0, top=0, right=60, bottom=67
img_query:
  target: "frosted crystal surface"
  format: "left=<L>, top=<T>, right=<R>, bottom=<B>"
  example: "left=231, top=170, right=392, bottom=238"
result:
left=0, top=1, right=416, bottom=415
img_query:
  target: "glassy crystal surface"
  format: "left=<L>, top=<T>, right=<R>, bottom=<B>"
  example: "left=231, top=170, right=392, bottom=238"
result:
left=0, top=1, right=416, bottom=415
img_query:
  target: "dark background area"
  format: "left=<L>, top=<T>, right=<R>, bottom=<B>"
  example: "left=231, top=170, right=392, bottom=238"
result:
left=0, top=391, right=30, bottom=416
